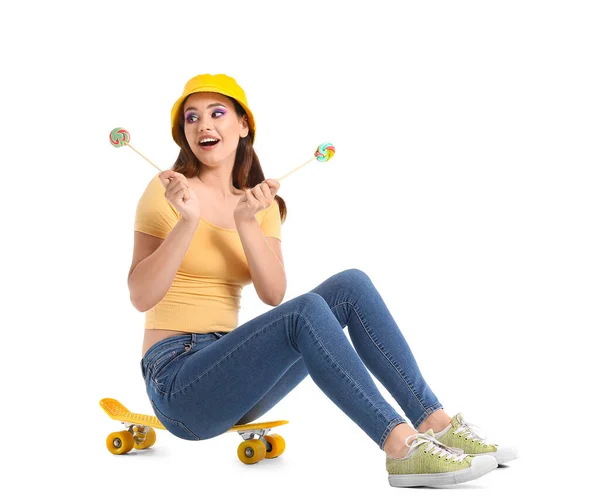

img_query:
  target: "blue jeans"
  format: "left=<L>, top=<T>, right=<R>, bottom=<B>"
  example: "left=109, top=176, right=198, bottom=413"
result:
left=140, top=268, right=443, bottom=450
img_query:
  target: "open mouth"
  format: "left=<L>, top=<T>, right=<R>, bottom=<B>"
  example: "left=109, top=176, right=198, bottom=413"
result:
left=199, top=139, right=220, bottom=149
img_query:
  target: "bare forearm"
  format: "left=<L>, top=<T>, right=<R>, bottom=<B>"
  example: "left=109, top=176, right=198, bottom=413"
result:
left=129, top=217, right=200, bottom=312
left=236, top=217, right=286, bottom=306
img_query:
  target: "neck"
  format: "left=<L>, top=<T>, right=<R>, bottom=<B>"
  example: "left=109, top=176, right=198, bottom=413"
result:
left=197, top=174, right=242, bottom=200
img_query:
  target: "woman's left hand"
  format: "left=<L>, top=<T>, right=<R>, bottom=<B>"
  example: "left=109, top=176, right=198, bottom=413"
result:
left=233, top=178, right=280, bottom=225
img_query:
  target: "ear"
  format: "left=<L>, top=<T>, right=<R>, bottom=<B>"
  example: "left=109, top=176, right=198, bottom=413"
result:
left=240, top=116, right=249, bottom=138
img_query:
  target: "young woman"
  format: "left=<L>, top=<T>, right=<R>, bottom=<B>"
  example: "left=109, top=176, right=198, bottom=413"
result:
left=130, top=73, right=517, bottom=488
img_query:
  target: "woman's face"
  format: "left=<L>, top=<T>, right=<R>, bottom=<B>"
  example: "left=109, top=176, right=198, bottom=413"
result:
left=182, top=92, right=249, bottom=167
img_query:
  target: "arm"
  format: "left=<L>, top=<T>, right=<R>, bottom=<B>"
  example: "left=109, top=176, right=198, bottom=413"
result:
left=236, top=217, right=287, bottom=306
left=128, top=217, right=200, bottom=312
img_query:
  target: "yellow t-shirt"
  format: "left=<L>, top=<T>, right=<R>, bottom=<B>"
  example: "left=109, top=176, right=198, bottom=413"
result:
left=133, top=173, right=282, bottom=333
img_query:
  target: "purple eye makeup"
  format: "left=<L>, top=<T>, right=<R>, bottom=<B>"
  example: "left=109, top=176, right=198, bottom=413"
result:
left=184, top=108, right=227, bottom=123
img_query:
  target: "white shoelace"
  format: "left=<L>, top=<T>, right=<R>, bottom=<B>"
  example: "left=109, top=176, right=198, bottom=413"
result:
left=406, top=432, right=469, bottom=463
left=454, top=414, right=491, bottom=444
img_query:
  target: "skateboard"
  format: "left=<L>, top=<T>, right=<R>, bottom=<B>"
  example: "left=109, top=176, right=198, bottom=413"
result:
left=100, top=398, right=289, bottom=464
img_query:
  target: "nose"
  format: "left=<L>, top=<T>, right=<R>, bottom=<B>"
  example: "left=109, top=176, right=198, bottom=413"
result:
left=196, top=113, right=213, bottom=131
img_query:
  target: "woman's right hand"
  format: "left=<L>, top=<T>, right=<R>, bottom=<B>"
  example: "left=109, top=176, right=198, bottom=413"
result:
left=158, top=171, right=202, bottom=222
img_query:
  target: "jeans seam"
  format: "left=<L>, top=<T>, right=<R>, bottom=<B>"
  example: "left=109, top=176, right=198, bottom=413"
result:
left=413, top=403, right=444, bottom=430
left=331, top=300, right=431, bottom=416
left=380, top=417, right=406, bottom=450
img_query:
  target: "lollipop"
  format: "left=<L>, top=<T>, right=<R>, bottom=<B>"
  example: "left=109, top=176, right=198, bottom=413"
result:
left=314, top=142, right=336, bottom=162
left=109, top=127, right=163, bottom=172
left=276, top=142, right=335, bottom=182
left=109, top=128, right=130, bottom=147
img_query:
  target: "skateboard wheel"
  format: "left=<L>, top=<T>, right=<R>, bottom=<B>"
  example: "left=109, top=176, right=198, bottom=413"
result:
left=264, top=433, right=285, bottom=459
left=106, top=430, right=135, bottom=455
left=237, top=439, right=266, bottom=465
left=134, top=427, right=157, bottom=450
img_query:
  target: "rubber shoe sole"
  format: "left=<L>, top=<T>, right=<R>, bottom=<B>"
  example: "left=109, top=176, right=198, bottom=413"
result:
left=475, top=446, right=519, bottom=465
left=388, top=455, right=498, bottom=487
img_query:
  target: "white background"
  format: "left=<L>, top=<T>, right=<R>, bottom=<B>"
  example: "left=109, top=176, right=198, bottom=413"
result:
left=1, top=0, right=598, bottom=497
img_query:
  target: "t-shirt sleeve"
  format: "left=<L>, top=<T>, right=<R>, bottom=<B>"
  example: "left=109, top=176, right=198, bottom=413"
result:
left=134, top=174, right=180, bottom=239
left=260, top=200, right=282, bottom=241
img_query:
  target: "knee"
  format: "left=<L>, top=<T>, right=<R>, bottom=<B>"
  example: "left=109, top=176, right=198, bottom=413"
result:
left=335, top=268, right=373, bottom=289
left=295, top=292, right=330, bottom=314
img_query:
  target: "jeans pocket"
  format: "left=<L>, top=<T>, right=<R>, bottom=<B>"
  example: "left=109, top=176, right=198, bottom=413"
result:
left=151, top=342, right=192, bottom=392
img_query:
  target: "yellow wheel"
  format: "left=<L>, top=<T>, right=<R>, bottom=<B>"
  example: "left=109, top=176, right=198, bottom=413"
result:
left=264, top=433, right=286, bottom=459
left=134, top=427, right=157, bottom=450
left=106, top=430, right=134, bottom=455
left=237, top=439, right=266, bottom=465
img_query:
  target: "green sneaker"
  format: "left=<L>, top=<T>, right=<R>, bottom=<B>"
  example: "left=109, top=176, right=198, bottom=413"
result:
left=386, top=429, right=497, bottom=487
left=433, top=413, right=519, bottom=464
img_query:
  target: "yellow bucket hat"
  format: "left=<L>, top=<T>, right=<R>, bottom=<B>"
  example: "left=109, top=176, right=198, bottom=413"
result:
left=171, top=73, right=256, bottom=147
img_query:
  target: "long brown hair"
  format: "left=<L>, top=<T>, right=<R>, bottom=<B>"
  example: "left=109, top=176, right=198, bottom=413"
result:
left=171, top=97, right=287, bottom=223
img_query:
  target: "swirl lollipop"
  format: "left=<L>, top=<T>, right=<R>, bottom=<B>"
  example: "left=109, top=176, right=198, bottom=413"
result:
left=109, top=128, right=130, bottom=147
left=277, top=142, right=335, bottom=182
left=109, top=127, right=163, bottom=172
left=314, top=142, right=335, bottom=162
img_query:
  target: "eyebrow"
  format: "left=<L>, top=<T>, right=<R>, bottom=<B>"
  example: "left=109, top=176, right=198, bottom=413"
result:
left=184, top=103, right=228, bottom=113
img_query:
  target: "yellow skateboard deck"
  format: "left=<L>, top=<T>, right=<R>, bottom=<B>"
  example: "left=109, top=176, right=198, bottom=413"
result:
left=100, top=398, right=289, bottom=464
